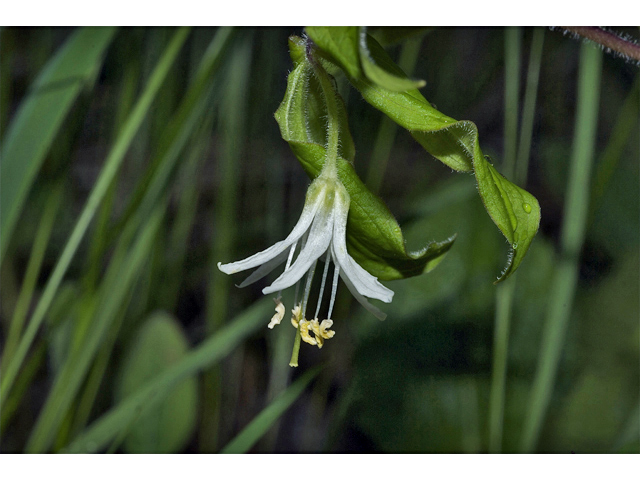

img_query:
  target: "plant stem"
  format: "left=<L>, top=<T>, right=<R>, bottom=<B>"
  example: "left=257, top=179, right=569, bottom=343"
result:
left=502, top=27, right=521, bottom=180
left=562, top=26, right=640, bottom=63
left=308, top=44, right=340, bottom=178
left=516, top=28, right=545, bottom=183
left=0, top=183, right=63, bottom=372
left=289, top=329, right=302, bottom=367
left=520, top=41, right=602, bottom=453
left=488, top=27, right=521, bottom=454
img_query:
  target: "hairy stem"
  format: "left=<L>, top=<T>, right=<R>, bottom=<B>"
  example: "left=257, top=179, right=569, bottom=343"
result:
left=562, top=27, right=640, bottom=63
left=307, top=41, right=341, bottom=178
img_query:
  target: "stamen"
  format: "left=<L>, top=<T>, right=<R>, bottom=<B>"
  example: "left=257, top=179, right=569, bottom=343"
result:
left=327, top=259, right=340, bottom=320
left=299, top=319, right=317, bottom=346
left=309, top=318, right=335, bottom=349
left=291, top=303, right=302, bottom=328
left=314, top=250, right=332, bottom=320
left=275, top=241, right=298, bottom=300
left=285, top=241, right=297, bottom=270
left=301, top=260, right=317, bottom=318
left=268, top=299, right=285, bottom=329
left=293, top=233, right=309, bottom=308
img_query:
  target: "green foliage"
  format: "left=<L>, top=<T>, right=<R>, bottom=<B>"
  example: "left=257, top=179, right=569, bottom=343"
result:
left=63, top=298, right=271, bottom=453
left=0, top=27, right=117, bottom=263
left=305, top=27, right=541, bottom=282
left=221, top=366, right=322, bottom=453
left=114, top=313, right=198, bottom=453
left=0, top=27, right=637, bottom=455
left=276, top=35, right=455, bottom=281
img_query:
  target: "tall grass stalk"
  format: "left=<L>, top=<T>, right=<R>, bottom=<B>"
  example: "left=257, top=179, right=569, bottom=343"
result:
left=63, top=297, right=272, bottom=453
left=0, top=183, right=63, bottom=371
left=516, top=28, right=545, bottom=182
left=0, top=28, right=117, bottom=263
left=202, top=33, right=253, bottom=451
left=489, top=27, right=544, bottom=453
left=589, top=76, right=639, bottom=220
left=520, top=42, right=602, bottom=453
left=0, top=28, right=191, bottom=404
left=221, top=366, right=322, bottom=453
left=488, top=26, right=521, bottom=454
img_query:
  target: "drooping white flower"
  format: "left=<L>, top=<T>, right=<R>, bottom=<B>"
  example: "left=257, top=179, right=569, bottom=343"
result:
left=218, top=173, right=394, bottom=327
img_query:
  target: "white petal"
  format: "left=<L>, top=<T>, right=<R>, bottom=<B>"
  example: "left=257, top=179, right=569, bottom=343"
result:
left=339, top=269, right=387, bottom=321
left=330, top=187, right=394, bottom=303
left=263, top=196, right=335, bottom=294
left=218, top=183, right=325, bottom=275
left=237, top=249, right=289, bottom=288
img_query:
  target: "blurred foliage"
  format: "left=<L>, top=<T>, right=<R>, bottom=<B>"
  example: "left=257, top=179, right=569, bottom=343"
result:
left=0, top=27, right=638, bottom=453
left=114, top=312, right=198, bottom=453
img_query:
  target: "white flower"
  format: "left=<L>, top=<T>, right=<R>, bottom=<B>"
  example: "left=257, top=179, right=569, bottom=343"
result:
left=218, top=174, right=394, bottom=324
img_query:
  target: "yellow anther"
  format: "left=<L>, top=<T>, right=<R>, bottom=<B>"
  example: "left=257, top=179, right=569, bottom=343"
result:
left=318, top=319, right=335, bottom=339
left=299, top=319, right=317, bottom=346
left=268, top=299, right=285, bottom=329
left=310, top=318, right=335, bottom=349
left=291, top=303, right=302, bottom=328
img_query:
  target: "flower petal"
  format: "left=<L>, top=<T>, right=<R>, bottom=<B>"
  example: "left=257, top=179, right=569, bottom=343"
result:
left=237, top=249, right=289, bottom=288
left=263, top=192, right=335, bottom=294
left=218, top=182, right=325, bottom=275
left=339, top=269, right=387, bottom=321
left=331, top=186, right=394, bottom=303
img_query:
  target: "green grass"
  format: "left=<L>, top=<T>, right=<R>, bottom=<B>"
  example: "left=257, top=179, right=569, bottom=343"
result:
left=0, top=27, right=637, bottom=453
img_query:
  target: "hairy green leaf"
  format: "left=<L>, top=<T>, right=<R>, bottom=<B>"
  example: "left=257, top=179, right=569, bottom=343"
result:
left=305, top=27, right=426, bottom=92
left=275, top=37, right=455, bottom=281
left=306, top=28, right=541, bottom=281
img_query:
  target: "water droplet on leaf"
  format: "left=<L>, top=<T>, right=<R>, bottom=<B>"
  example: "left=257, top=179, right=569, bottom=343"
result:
left=522, top=203, right=532, bottom=214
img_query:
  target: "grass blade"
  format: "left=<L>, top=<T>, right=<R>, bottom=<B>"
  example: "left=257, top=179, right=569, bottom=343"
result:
left=25, top=208, right=164, bottom=452
left=220, top=366, right=322, bottom=453
left=0, top=27, right=116, bottom=263
left=520, top=42, right=603, bottom=453
left=201, top=31, right=252, bottom=452
left=62, top=297, right=271, bottom=453
left=0, top=27, right=191, bottom=405
left=0, top=183, right=63, bottom=371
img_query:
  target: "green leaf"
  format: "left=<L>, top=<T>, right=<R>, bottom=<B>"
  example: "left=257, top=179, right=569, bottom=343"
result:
left=368, top=27, right=434, bottom=46
left=305, top=27, right=426, bottom=92
left=25, top=207, right=164, bottom=453
left=221, top=366, right=321, bottom=453
left=306, top=28, right=541, bottom=282
left=62, top=298, right=270, bottom=453
left=0, top=27, right=117, bottom=264
left=304, top=27, right=361, bottom=80
left=0, top=27, right=191, bottom=409
left=115, top=312, right=198, bottom=453
left=275, top=38, right=455, bottom=281
left=359, top=28, right=426, bottom=92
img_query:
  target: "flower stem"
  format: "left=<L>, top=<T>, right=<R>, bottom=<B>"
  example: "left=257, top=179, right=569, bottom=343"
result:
left=562, top=26, right=640, bottom=63
left=289, top=328, right=302, bottom=367
left=307, top=42, right=340, bottom=178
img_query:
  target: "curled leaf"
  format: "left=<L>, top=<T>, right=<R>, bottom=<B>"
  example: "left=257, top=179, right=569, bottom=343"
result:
left=306, top=27, right=541, bottom=281
left=275, top=37, right=454, bottom=281
left=305, top=26, right=426, bottom=92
